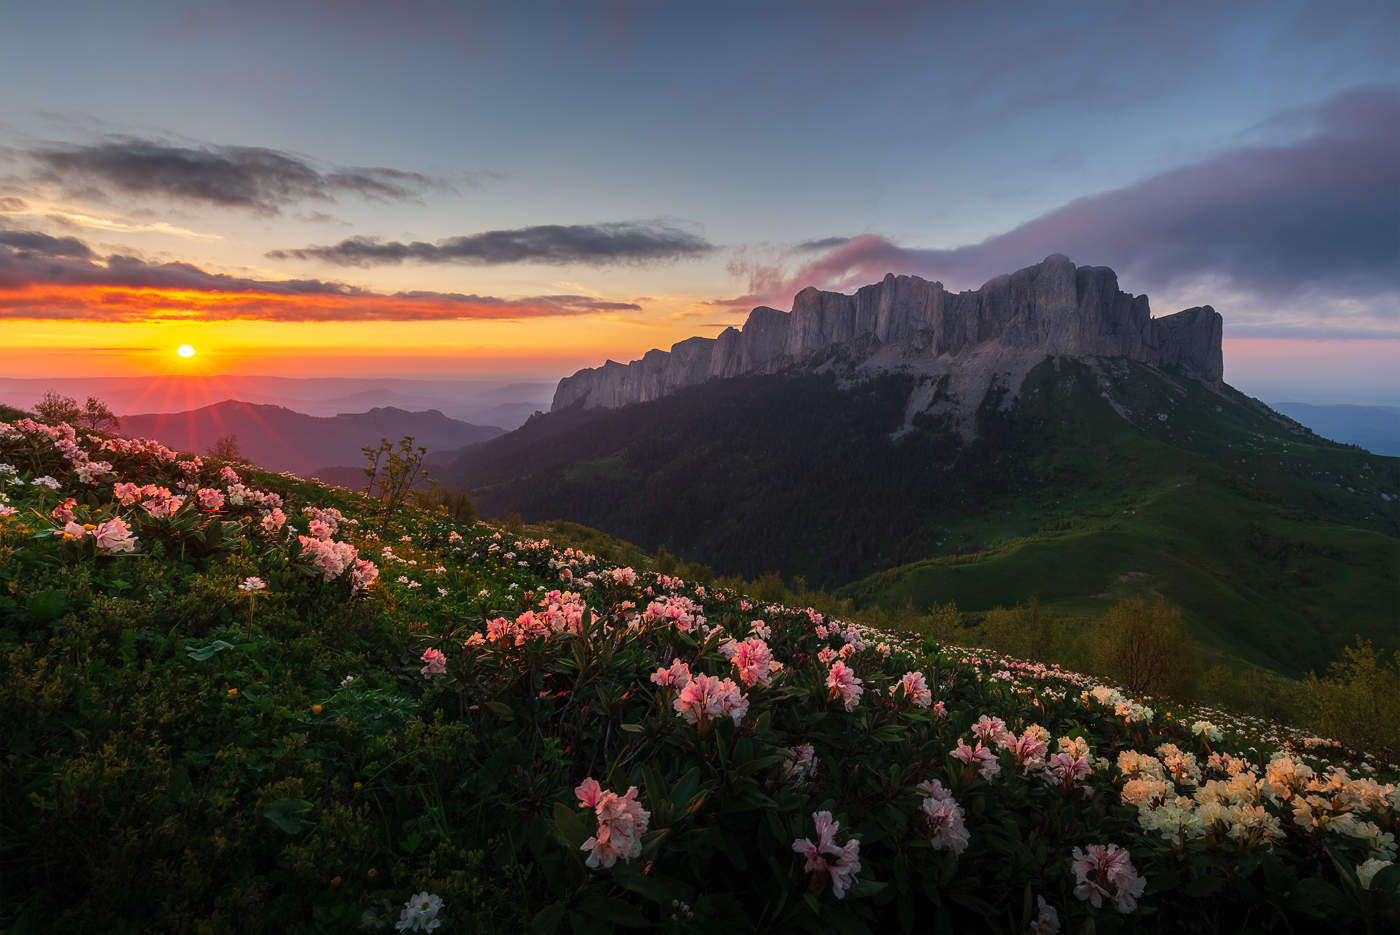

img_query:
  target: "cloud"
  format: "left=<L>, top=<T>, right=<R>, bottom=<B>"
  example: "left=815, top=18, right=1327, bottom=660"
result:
left=0, top=225, right=639, bottom=322
left=269, top=220, right=715, bottom=266
left=0, top=196, right=26, bottom=211
left=728, top=85, right=1400, bottom=330
left=26, top=138, right=449, bottom=214
left=794, top=236, right=851, bottom=251
left=0, top=228, right=93, bottom=259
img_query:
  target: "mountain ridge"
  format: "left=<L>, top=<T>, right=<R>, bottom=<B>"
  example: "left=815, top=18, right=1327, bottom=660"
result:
left=553, top=255, right=1223, bottom=430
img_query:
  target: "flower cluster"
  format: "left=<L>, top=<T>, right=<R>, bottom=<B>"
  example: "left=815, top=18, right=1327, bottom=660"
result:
left=1070, top=843, right=1146, bottom=913
left=793, top=811, right=862, bottom=898
left=575, top=778, right=650, bottom=868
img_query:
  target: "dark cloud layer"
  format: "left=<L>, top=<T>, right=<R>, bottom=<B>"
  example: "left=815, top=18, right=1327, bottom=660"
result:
left=29, top=138, right=444, bottom=214
left=731, top=86, right=1400, bottom=326
left=269, top=220, right=715, bottom=266
left=0, top=225, right=638, bottom=322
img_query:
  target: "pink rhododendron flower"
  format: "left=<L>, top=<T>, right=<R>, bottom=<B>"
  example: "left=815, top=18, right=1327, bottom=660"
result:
left=1070, top=844, right=1146, bottom=913
left=61, top=520, right=87, bottom=540
left=817, top=646, right=837, bottom=666
left=113, top=482, right=141, bottom=505
left=261, top=508, right=287, bottom=532
left=298, top=535, right=359, bottom=581
left=238, top=576, right=266, bottom=592
left=825, top=660, right=863, bottom=711
left=952, top=738, right=1001, bottom=780
left=973, top=714, right=1014, bottom=747
left=51, top=498, right=77, bottom=523
left=93, top=517, right=136, bottom=553
left=1029, top=896, right=1060, bottom=935
left=196, top=488, right=225, bottom=510
left=673, top=673, right=749, bottom=726
left=933, top=700, right=948, bottom=718
left=917, top=778, right=970, bottom=856
left=792, top=811, right=862, bottom=899
left=782, top=743, right=818, bottom=785
left=724, top=636, right=778, bottom=687
left=420, top=648, right=447, bottom=678
left=576, top=779, right=650, bottom=868
left=649, top=658, right=692, bottom=690
left=308, top=519, right=333, bottom=540
left=74, top=460, right=113, bottom=484
left=350, top=559, right=379, bottom=595
left=890, top=671, right=932, bottom=707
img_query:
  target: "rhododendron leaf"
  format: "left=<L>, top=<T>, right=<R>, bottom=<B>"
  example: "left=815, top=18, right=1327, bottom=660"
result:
left=619, top=723, right=643, bottom=733
left=529, top=900, right=566, bottom=935
left=263, top=797, right=313, bottom=833
left=185, top=638, right=235, bottom=661
left=24, top=588, right=68, bottom=625
left=848, top=879, right=888, bottom=900
left=484, top=701, right=514, bottom=720
left=1371, top=864, right=1400, bottom=895
left=552, top=802, right=590, bottom=849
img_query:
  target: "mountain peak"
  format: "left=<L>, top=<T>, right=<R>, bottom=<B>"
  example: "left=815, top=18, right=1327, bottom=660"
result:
left=552, top=256, right=1223, bottom=419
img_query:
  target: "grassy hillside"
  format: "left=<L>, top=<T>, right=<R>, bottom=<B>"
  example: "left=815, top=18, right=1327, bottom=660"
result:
left=2, top=415, right=1398, bottom=933
left=843, top=360, right=1400, bottom=677
left=446, top=358, right=1399, bottom=678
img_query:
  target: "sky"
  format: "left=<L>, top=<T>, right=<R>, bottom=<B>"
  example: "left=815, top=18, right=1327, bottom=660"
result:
left=1, top=0, right=1397, bottom=404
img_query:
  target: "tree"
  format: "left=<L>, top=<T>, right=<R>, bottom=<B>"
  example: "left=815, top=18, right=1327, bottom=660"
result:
left=34, top=391, right=81, bottom=425
left=1304, top=640, right=1400, bottom=759
left=80, top=396, right=120, bottom=432
left=1090, top=599, right=1197, bottom=697
left=413, top=479, right=477, bottom=525
left=207, top=434, right=245, bottom=463
left=362, top=435, right=429, bottom=524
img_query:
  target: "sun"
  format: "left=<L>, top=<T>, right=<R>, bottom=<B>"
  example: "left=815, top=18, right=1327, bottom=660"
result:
left=176, top=344, right=197, bottom=358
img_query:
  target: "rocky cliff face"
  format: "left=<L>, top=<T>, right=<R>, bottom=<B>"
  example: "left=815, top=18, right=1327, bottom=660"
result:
left=552, top=255, right=1224, bottom=418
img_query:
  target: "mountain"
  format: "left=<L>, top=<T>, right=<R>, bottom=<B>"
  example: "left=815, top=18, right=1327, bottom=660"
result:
left=1270, top=402, right=1400, bottom=456
left=554, top=253, right=1221, bottom=436
left=119, top=400, right=504, bottom=478
left=442, top=257, right=1399, bottom=678
left=0, top=376, right=554, bottom=429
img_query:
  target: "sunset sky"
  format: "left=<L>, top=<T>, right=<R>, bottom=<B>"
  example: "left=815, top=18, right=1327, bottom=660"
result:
left=2, top=0, right=1397, bottom=403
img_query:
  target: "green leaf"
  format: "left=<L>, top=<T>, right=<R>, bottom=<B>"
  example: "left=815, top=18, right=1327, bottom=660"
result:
left=25, top=589, right=68, bottom=625
left=530, top=901, right=567, bottom=935
left=483, top=700, right=515, bottom=720
left=553, top=802, right=591, bottom=850
left=185, top=638, right=235, bottom=661
left=620, top=722, right=644, bottom=733
left=263, top=797, right=313, bottom=833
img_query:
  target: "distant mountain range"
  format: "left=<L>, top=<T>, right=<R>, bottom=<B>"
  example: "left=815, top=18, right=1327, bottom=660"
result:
left=1269, top=402, right=1400, bottom=456
left=441, top=257, right=1400, bottom=678
left=119, top=401, right=503, bottom=478
left=0, top=376, right=553, bottom=429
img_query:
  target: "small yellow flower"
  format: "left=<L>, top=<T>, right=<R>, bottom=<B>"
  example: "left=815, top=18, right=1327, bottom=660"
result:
left=353, top=781, right=362, bottom=790
left=367, top=868, right=377, bottom=879
left=83, top=523, right=96, bottom=530
left=312, top=704, right=323, bottom=714
left=227, top=688, right=238, bottom=696
left=331, top=875, right=342, bottom=887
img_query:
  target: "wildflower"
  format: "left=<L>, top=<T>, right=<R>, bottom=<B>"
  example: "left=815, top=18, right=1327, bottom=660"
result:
left=952, top=738, right=1001, bottom=781
left=649, top=658, right=692, bottom=690
left=917, top=779, right=970, bottom=855
left=61, top=520, right=87, bottom=540
left=311, top=704, right=323, bottom=715
left=1070, top=844, right=1146, bottom=913
left=792, top=811, right=862, bottom=898
left=239, top=576, right=266, bottom=592
left=781, top=743, right=818, bottom=785
left=420, top=648, right=447, bottom=679
left=890, top=671, right=932, bottom=707
left=51, top=498, right=78, bottom=522
left=1029, top=896, right=1060, bottom=935
left=196, top=488, right=226, bottom=510
left=1192, top=720, right=1222, bottom=744
left=673, top=673, right=749, bottom=726
left=340, top=675, right=356, bottom=688
left=933, top=700, right=948, bottom=718
left=825, top=660, right=863, bottom=711
left=227, top=688, right=238, bottom=696
left=575, top=778, right=650, bottom=868
left=31, top=475, right=62, bottom=489
left=724, top=636, right=778, bottom=687
left=973, top=714, right=1013, bottom=747
left=93, top=517, right=137, bottom=553
left=1358, top=858, right=1393, bottom=889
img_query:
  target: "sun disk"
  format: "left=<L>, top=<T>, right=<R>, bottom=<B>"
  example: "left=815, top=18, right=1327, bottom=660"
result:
left=177, top=344, right=196, bottom=358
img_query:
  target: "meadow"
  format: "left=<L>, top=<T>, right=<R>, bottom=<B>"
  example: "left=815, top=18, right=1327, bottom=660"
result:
left=1, top=414, right=1397, bottom=933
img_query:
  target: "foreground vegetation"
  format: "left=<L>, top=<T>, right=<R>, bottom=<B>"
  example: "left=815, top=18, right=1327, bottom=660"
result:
left=2, top=415, right=1398, bottom=933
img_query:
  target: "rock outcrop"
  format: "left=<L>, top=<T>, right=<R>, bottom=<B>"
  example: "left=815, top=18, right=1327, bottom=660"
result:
left=551, top=255, right=1224, bottom=418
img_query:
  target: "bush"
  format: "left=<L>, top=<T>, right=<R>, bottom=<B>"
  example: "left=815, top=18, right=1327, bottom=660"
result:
left=1090, top=599, right=1199, bottom=698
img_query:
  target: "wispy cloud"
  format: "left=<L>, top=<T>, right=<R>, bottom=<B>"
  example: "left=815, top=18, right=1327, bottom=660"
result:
left=270, top=220, right=716, bottom=267
left=25, top=137, right=452, bottom=214
left=0, top=224, right=639, bottom=322
left=722, top=85, right=1400, bottom=334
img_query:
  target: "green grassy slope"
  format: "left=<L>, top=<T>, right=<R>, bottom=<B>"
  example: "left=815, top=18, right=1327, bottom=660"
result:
left=841, top=359, right=1400, bottom=677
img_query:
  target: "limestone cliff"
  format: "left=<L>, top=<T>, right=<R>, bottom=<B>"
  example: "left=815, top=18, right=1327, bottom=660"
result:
left=551, top=255, right=1223, bottom=419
